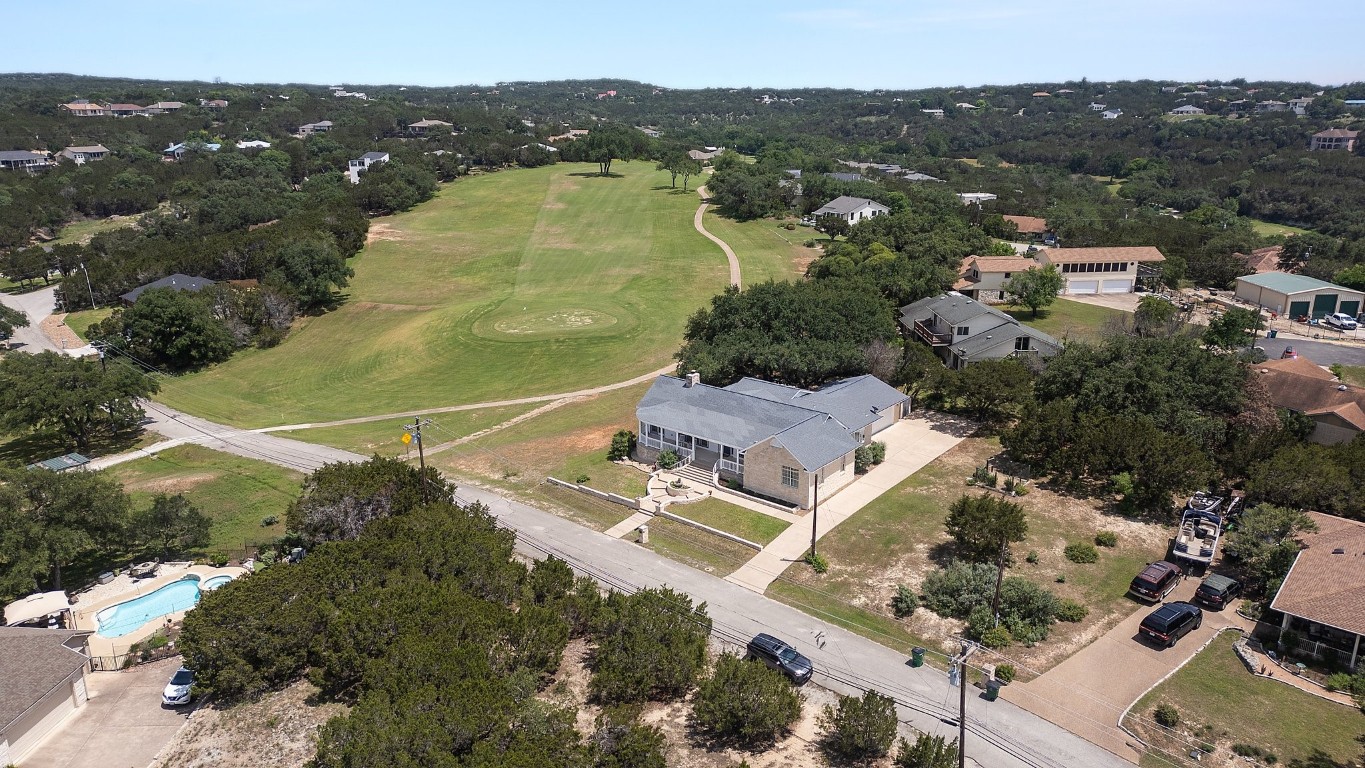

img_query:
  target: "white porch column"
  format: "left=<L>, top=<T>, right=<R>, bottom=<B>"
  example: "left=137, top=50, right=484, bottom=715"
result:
left=1280, top=613, right=1292, bottom=631
left=1352, top=633, right=1361, bottom=671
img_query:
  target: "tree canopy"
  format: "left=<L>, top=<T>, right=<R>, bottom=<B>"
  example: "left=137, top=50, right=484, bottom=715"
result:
left=0, top=350, right=158, bottom=449
left=1002, top=265, right=1065, bottom=318
left=0, top=465, right=130, bottom=594
left=675, top=280, right=899, bottom=388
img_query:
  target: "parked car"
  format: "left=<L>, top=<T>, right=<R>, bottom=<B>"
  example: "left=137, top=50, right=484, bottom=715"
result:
left=746, top=633, right=813, bottom=685
left=1326, top=312, right=1359, bottom=330
left=1194, top=574, right=1243, bottom=609
left=1139, top=601, right=1203, bottom=647
left=1280, top=345, right=1298, bottom=359
left=162, top=667, right=195, bottom=706
left=1129, top=560, right=1183, bottom=602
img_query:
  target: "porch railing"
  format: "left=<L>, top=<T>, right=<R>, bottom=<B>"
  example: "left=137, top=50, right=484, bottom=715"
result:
left=913, top=319, right=951, bottom=346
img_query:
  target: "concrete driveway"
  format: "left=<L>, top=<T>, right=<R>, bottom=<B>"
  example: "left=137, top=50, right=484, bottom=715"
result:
left=1004, top=575, right=1252, bottom=763
left=21, top=657, right=191, bottom=768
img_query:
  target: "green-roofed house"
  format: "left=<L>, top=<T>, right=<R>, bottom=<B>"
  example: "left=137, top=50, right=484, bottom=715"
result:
left=1234, top=272, right=1365, bottom=320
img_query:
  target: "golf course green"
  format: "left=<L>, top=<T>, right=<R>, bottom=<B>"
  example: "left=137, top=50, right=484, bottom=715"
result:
left=155, top=163, right=747, bottom=427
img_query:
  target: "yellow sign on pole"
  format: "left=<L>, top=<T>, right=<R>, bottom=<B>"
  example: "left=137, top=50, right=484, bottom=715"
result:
left=401, top=432, right=412, bottom=445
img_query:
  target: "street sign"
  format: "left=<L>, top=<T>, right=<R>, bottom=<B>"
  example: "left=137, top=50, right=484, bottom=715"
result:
left=401, top=432, right=412, bottom=445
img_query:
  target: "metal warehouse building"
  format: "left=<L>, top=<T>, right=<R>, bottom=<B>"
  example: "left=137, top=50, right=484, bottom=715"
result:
left=1234, top=272, right=1365, bottom=320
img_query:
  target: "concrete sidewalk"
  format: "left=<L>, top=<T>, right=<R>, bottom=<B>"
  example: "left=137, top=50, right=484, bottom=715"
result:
left=726, top=414, right=971, bottom=592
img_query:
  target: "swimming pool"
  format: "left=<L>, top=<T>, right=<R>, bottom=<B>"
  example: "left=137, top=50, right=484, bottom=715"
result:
left=95, top=574, right=236, bottom=638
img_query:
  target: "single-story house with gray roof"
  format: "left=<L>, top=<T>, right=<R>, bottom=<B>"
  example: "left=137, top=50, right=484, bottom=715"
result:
left=636, top=372, right=909, bottom=509
left=0, top=628, right=92, bottom=765
left=1234, top=272, right=1365, bottom=320
left=901, top=292, right=1061, bottom=369
left=119, top=273, right=216, bottom=305
left=812, top=195, right=889, bottom=224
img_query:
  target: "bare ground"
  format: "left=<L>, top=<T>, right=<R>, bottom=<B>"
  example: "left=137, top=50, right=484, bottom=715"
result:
left=153, top=680, right=346, bottom=768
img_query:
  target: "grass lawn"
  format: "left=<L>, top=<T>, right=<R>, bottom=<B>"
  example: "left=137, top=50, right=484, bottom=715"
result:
left=154, top=163, right=729, bottom=427
left=1130, top=633, right=1365, bottom=767
left=698, top=209, right=813, bottom=285
left=277, top=403, right=538, bottom=457
left=1004, top=298, right=1124, bottom=343
left=664, top=497, right=791, bottom=546
left=1250, top=218, right=1312, bottom=238
left=434, top=383, right=652, bottom=498
left=0, top=427, right=159, bottom=467
left=641, top=517, right=759, bottom=576
left=1337, top=365, right=1365, bottom=387
left=766, top=436, right=1170, bottom=670
left=51, top=216, right=138, bottom=246
left=105, top=445, right=304, bottom=557
left=63, top=307, right=114, bottom=341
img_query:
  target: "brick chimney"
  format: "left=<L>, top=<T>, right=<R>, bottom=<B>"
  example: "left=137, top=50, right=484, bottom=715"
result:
left=685, top=371, right=700, bottom=388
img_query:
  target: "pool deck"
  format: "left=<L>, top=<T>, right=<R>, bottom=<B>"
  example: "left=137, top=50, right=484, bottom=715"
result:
left=73, top=564, right=249, bottom=657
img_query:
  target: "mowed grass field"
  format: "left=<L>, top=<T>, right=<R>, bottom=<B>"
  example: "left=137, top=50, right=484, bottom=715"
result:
left=156, top=162, right=792, bottom=428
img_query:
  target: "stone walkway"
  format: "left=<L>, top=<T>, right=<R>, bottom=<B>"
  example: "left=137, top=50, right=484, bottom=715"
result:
left=725, top=414, right=972, bottom=593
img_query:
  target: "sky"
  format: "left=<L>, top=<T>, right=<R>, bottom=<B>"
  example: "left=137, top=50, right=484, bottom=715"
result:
left=4, top=0, right=1361, bottom=90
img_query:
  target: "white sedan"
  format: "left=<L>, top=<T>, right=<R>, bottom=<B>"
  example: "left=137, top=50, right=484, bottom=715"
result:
left=162, top=667, right=194, bottom=706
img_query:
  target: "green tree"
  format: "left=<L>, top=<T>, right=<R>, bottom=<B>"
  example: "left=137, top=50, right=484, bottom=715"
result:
left=267, top=238, right=353, bottom=312
left=0, top=303, right=28, bottom=340
left=894, top=734, right=959, bottom=768
left=0, top=350, right=158, bottom=449
left=1333, top=264, right=1365, bottom=292
left=819, top=689, right=898, bottom=762
left=1225, top=504, right=1319, bottom=592
left=678, top=156, right=703, bottom=192
left=95, top=288, right=236, bottom=370
left=583, top=125, right=649, bottom=175
left=133, top=493, right=211, bottom=559
left=655, top=149, right=688, bottom=188
left=590, top=586, right=711, bottom=704
left=0, top=465, right=131, bottom=595
left=947, top=358, right=1034, bottom=423
left=1134, top=295, right=1179, bottom=337
left=945, top=494, right=1029, bottom=564
left=1002, top=265, right=1065, bottom=318
left=286, top=455, right=453, bottom=544
left=692, top=654, right=802, bottom=746
left=1203, top=307, right=1259, bottom=352
left=815, top=214, right=851, bottom=240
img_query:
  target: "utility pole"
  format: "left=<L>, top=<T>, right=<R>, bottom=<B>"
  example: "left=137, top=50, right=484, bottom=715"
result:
left=404, top=418, right=433, bottom=503
left=956, top=639, right=977, bottom=768
left=990, top=537, right=1007, bottom=623
left=80, top=263, right=96, bottom=310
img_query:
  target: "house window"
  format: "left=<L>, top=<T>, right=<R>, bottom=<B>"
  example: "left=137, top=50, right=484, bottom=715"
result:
left=695, top=438, right=709, bottom=449
left=955, top=326, right=970, bottom=336
left=781, top=466, right=799, bottom=488
left=1003, top=273, right=1011, bottom=279
left=1015, top=336, right=1031, bottom=351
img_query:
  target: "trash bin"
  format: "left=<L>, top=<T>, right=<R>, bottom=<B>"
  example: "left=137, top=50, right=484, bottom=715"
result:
left=911, top=647, right=926, bottom=668
left=1268, top=329, right=1278, bottom=338
left=985, top=680, right=1001, bottom=701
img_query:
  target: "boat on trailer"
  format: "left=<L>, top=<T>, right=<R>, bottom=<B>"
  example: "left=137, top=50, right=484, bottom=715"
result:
left=1172, top=493, right=1236, bottom=565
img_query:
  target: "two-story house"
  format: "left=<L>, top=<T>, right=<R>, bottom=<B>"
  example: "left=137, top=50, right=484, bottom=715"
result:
left=298, top=121, right=333, bottom=136
left=1037, top=246, right=1166, bottom=295
left=1310, top=129, right=1359, bottom=152
left=953, top=256, right=1044, bottom=302
left=900, top=292, right=1061, bottom=369
left=348, top=151, right=389, bottom=184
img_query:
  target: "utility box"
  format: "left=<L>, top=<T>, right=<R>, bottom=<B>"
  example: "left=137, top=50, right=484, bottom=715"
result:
left=637, top=524, right=649, bottom=544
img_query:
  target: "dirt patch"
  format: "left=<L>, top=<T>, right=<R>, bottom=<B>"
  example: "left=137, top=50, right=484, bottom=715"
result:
left=125, top=472, right=220, bottom=494
left=153, top=679, right=346, bottom=768
left=365, top=222, right=406, bottom=244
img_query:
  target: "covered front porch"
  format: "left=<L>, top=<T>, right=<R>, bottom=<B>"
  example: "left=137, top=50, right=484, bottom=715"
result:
left=1280, top=613, right=1362, bottom=671
left=638, top=421, right=744, bottom=476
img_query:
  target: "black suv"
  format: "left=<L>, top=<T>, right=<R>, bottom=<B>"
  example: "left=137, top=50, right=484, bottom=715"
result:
left=746, top=633, right=813, bottom=685
left=1129, top=560, right=1183, bottom=603
left=1194, top=574, right=1242, bottom=610
left=1139, top=602, right=1203, bottom=647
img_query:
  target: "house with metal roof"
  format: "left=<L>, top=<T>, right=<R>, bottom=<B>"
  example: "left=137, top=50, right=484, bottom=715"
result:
left=119, top=274, right=216, bottom=305
left=0, top=627, right=92, bottom=765
left=26, top=453, right=90, bottom=472
left=1269, top=511, right=1365, bottom=670
left=1234, top=272, right=1365, bottom=320
left=812, top=195, right=889, bottom=224
left=635, top=372, right=909, bottom=509
left=900, top=292, right=1061, bottom=369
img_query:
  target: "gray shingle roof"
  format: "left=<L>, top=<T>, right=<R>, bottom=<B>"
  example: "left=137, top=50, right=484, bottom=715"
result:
left=361, top=151, right=389, bottom=162
left=727, top=375, right=908, bottom=433
left=824, top=172, right=866, bottom=183
left=951, top=324, right=1060, bottom=360
left=120, top=273, right=216, bottom=304
left=0, top=628, right=90, bottom=733
left=899, top=293, right=1000, bottom=327
left=813, top=196, right=888, bottom=217
left=0, top=150, right=47, bottom=162
left=637, top=375, right=900, bottom=470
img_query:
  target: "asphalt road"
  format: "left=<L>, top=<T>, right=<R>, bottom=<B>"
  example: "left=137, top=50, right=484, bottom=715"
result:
left=0, top=285, right=63, bottom=353
left=1255, top=335, right=1365, bottom=366
left=121, top=405, right=1134, bottom=768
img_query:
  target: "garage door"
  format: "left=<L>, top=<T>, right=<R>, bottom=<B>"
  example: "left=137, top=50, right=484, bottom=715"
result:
left=1101, top=279, right=1133, bottom=293
left=8, top=688, right=77, bottom=763
left=1068, top=280, right=1099, bottom=295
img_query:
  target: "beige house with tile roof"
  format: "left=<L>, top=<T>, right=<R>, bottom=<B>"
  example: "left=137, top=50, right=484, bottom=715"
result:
left=1037, top=246, right=1166, bottom=294
left=953, top=256, right=1046, bottom=302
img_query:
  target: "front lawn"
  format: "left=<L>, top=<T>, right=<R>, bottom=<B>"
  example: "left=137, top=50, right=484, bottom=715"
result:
left=766, top=436, right=1171, bottom=669
left=106, top=445, right=304, bottom=557
left=63, top=307, right=114, bottom=341
left=1130, top=633, right=1365, bottom=767
left=664, top=497, right=790, bottom=546
left=1004, top=298, right=1124, bottom=342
